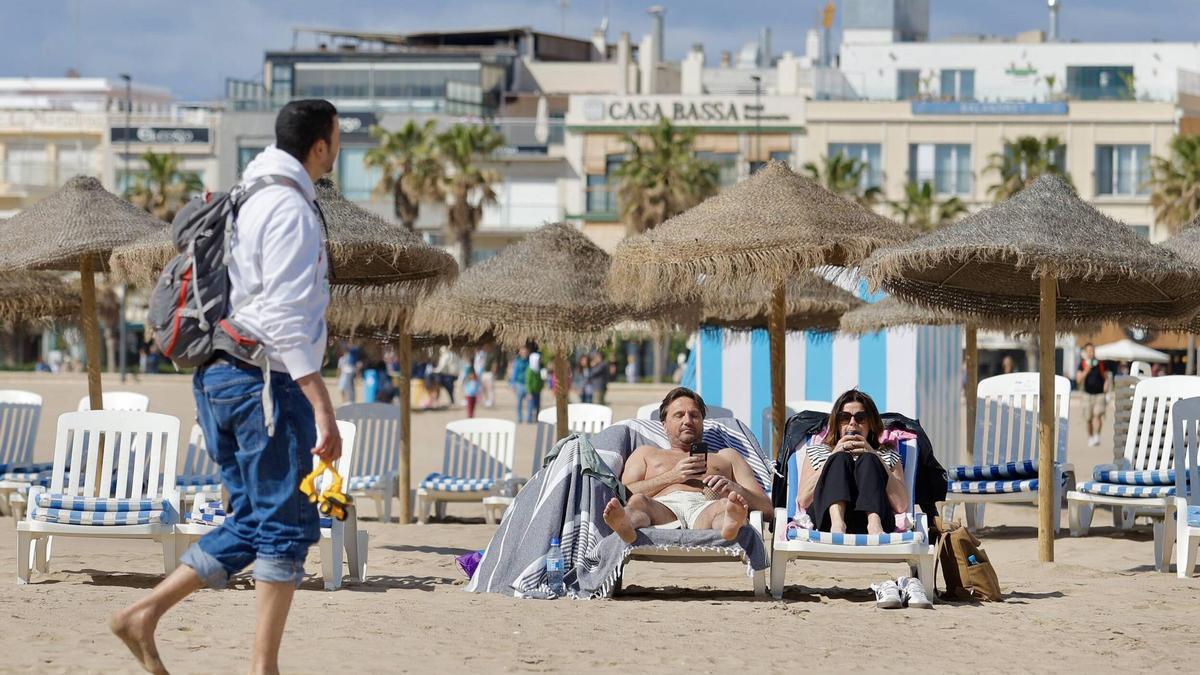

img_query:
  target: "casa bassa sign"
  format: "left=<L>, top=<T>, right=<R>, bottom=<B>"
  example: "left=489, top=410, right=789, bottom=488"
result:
left=572, top=96, right=804, bottom=127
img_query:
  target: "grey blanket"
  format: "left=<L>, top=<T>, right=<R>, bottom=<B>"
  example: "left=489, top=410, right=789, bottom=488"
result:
left=466, top=419, right=770, bottom=599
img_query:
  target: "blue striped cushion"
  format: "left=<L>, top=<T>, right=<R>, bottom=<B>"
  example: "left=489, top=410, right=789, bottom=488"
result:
left=420, top=472, right=494, bottom=493
left=33, top=494, right=169, bottom=512
left=1077, top=481, right=1175, bottom=498
left=30, top=503, right=165, bottom=525
left=1188, top=505, right=1200, bottom=527
left=1, top=462, right=55, bottom=482
left=1091, top=468, right=1175, bottom=486
left=349, top=475, right=382, bottom=491
left=950, top=460, right=1038, bottom=481
left=787, top=528, right=925, bottom=545
left=948, top=478, right=1040, bottom=494
left=177, top=474, right=220, bottom=487
left=191, top=501, right=334, bottom=529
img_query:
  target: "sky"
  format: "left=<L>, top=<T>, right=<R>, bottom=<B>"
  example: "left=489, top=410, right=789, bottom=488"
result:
left=4, top=0, right=1200, bottom=101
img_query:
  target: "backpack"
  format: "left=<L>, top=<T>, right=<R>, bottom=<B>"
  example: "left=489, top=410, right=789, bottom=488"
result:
left=771, top=409, right=948, bottom=519
left=932, top=517, right=1003, bottom=601
left=147, top=174, right=304, bottom=370
left=525, top=366, right=545, bottom=394
left=147, top=174, right=312, bottom=436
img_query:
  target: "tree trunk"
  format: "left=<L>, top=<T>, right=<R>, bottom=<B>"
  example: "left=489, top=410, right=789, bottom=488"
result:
left=395, top=181, right=419, bottom=231
left=651, top=334, right=666, bottom=383
left=460, top=230, right=474, bottom=270
left=105, top=323, right=118, bottom=374
left=1189, top=335, right=1196, bottom=376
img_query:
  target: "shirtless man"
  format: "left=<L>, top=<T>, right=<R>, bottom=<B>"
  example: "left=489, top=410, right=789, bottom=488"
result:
left=603, top=387, right=772, bottom=542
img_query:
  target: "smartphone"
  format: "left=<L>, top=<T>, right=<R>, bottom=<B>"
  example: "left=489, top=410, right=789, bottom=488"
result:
left=690, top=441, right=708, bottom=469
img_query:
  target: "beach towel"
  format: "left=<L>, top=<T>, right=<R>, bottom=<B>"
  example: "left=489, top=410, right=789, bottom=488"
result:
left=466, top=419, right=770, bottom=599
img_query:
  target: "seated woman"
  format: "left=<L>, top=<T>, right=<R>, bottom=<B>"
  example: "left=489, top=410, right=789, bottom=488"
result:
left=795, top=389, right=908, bottom=535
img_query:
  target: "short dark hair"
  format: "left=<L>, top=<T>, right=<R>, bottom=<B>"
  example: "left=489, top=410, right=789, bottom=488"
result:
left=1083, top=342, right=1095, bottom=349
left=658, top=387, right=706, bottom=421
left=275, top=99, right=338, bottom=163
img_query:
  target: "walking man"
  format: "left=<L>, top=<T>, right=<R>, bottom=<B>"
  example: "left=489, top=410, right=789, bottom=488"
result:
left=111, top=99, right=342, bottom=674
left=1076, top=342, right=1111, bottom=447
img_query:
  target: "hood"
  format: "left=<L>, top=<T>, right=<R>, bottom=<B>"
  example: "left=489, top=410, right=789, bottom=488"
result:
left=241, top=145, right=316, bottom=202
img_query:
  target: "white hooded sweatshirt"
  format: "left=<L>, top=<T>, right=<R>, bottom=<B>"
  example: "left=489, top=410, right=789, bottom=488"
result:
left=230, top=146, right=329, bottom=379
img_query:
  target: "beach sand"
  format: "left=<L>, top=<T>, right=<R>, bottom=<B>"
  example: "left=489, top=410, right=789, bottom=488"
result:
left=0, top=371, right=1197, bottom=673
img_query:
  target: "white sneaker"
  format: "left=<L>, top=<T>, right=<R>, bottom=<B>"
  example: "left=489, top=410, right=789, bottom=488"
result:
left=871, top=579, right=903, bottom=609
left=898, top=576, right=933, bottom=608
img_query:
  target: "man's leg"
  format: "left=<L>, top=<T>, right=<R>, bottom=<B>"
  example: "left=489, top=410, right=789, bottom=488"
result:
left=252, top=580, right=296, bottom=675
left=603, top=493, right=679, bottom=544
left=691, top=492, right=750, bottom=541
left=110, top=566, right=206, bottom=675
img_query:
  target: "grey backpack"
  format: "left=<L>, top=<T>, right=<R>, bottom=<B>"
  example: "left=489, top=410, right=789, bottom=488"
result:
left=147, top=174, right=304, bottom=370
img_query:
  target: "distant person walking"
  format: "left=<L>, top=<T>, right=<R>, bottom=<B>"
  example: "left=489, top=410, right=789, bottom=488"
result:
left=526, top=349, right=545, bottom=421
left=463, top=366, right=480, bottom=418
left=625, top=354, right=638, bottom=384
left=111, top=99, right=342, bottom=674
left=1076, top=342, right=1111, bottom=447
left=474, top=346, right=496, bottom=408
left=510, top=346, right=530, bottom=423
left=337, top=348, right=358, bottom=404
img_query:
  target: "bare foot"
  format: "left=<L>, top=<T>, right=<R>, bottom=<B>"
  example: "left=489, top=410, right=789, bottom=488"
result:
left=866, top=513, right=884, bottom=536
left=110, top=606, right=167, bottom=675
left=603, top=498, right=637, bottom=544
left=719, top=492, right=749, bottom=541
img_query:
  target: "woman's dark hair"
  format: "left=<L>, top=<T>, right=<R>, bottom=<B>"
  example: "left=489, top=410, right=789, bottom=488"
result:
left=658, top=386, right=706, bottom=421
left=826, top=389, right=884, bottom=448
left=275, top=99, right=338, bottom=163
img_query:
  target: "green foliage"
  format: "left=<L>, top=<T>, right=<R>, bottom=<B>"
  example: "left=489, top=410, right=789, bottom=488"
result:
left=613, top=119, right=720, bottom=235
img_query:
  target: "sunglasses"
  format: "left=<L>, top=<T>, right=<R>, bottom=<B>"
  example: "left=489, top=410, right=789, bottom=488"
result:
left=837, top=411, right=870, bottom=424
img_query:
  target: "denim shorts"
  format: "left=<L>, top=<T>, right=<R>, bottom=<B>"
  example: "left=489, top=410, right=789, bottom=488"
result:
left=180, top=360, right=319, bottom=588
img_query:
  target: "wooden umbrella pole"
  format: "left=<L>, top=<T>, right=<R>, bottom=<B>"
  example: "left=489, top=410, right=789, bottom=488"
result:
left=554, top=354, right=569, bottom=441
left=1037, top=273, right=1057, bottom=563
left=769, top=283, right=787, bottom=458
left=964, top=323, right=979, bottom=464
left=397, top=331, right=413, bottom=523
left=79, top=257, right=104, bottom=412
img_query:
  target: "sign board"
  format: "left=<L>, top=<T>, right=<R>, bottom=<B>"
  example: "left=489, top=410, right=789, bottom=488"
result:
left=110, top=126, right=211, bottom=144
left=912, top=101, right=1069, bottom=116
left=568, top=95, right=805, bottom=128
left=337, top=112, right=378, bottom=139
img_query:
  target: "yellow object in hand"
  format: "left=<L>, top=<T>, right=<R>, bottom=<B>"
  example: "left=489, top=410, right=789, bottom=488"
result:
left=299, top=460, right=352, bottom=521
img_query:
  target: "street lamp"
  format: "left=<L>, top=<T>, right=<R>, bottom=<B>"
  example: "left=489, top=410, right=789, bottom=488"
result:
left=118, top=73, right=131, bottom=382
left=750, top=75, right=762, bottom=173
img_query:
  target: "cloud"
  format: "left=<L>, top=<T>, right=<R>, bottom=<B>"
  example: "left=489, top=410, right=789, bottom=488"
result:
left=2, top=0, right=1198, bottom=101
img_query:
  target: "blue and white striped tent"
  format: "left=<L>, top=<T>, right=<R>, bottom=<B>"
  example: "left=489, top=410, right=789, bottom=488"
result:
left=681, top=319, right=962, bottom=467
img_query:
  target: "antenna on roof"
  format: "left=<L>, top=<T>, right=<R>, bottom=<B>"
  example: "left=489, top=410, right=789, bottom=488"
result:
left=559, top=0, right=570, bottom=34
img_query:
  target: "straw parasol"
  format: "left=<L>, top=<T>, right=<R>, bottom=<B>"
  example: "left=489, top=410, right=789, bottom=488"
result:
left=610, top=161, right=915, bottom=453
left=0, top=272, right=81, bottom=325
left=701, top=272, right=862, bottom=332
left=413, top=222, right=645, bottom=438
left=0, top=176, right=164, bottom=409
left=110, top=178, right=458, bottom=294
left=862, top=174, right=1200, bottom=561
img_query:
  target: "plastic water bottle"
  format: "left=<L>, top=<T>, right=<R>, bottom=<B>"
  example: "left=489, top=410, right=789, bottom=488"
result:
left=967, top=554, right=979, bottom=566
left=545, top=537, right=566, bottom=596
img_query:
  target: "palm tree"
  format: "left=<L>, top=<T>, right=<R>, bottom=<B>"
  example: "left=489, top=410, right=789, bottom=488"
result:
left=434, top=123, right=505, bottom=269
left=1147, top=134, right=1200, bottom=236
left=364, top=120, right=442, bottom=230
left=613, top=119, right=719, bottom=235
left=890, top=182, right=968, bottom=231
left=802, top=152, right=882, bottom=206
left=125, top=151, right=203, bottom=221
left=985, top=135, right=1071, bottom=202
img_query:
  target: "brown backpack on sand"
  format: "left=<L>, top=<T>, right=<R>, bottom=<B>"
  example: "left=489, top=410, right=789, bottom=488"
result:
left=933, top=518, right=1003, bottom=601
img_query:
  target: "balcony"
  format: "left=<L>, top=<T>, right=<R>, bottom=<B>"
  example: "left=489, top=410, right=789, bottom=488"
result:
left=488, top=119, right=565, bottom=156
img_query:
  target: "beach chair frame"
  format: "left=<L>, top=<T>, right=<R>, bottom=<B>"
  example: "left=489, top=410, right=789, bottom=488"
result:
left=336, top=402, right=403, bottom=523
left=76, top=392, right=151, bottom=412
left=942, top=372, right=1072, bottom=531
left=16, top=411, right=181, bottom=583
left=0, top=390, right=43, bottom=517
left=1067, top=376, right=1200, bottom=571
left=1172, top=397, right=1200, bottom=578
left=416, top=418, right=515, bottom=524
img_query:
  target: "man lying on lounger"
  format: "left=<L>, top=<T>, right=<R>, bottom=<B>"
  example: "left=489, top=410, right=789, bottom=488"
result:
left=603, top=387, right=772, bottom=542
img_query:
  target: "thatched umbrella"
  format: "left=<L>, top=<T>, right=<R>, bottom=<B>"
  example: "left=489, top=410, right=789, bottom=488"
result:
left=0, top=177, right=163, bottom=409
left=862, top=174, right=1200, bottom=561
left=701, top=272, right=862, bottom=332
left=610, top=161, right=914, bottom=453
left=1156, top=223, right=1200, bottom=370
left=110, top=178, right=457, bottom=523
left=0, top=272, right=82, bottom=325
left=412, top=222, right=644, bottom=438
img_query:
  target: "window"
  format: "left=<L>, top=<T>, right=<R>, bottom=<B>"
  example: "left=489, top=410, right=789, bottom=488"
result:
left=336, top=147, right=382, bottom=201
left=237, top=146, right=266, bottom=177
left=55, top=141, right=97, bottom=181
left=1095, top=144, right=1150, bottom=196
left=828, top=143, right=883, bottom=190
left=270, top=63, right=293, bottom=97
left=696, top=151, right=740, bottom=187
left=585, top=154, right=624, bottom=215
left=897, top=69, right=921, bottom=100
left=1130, top=225, right=1150, bottom=239
left=908, top=143, right=972, bottom=195
left=939, top=69, right=975, bottom=101
left=1066, top=66, right=1134, bottom=100
left=4, top=141, right=48, bottom=186
left=116, top=169, right=204, bottom=198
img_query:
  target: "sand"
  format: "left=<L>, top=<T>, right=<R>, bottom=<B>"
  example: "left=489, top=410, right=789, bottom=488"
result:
left=0, top=370, right=1197, bottom=673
